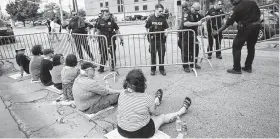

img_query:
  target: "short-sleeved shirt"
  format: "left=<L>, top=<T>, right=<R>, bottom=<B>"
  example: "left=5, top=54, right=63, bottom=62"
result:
left=72, top=74, right=109, bottom=111
left=205, top=8, right=225, bottom=30
left=68, top=17, right=94, bottom=34
left=182, top=11, right=203, bottom=36
left=50, top=64, right=63, bottom=84
left=117, top=91, right=154, bottom=132
left=16, top=54, right=30, bottom=74
left=29, top=55, right=43, bottom=81
left=95, top=18, right=119, bottom=38
left=40, top=59, right=53, bottom=85
left=226, top=0, right=260, bottom=26
left=145, top=14, right=169, bottom=37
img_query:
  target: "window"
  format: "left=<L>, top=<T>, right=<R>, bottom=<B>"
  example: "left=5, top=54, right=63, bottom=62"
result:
left=134, top=0, right=138, bottom=2
left=135, top=6, right=139, bottom=11
left=117, top=0, right=123, bottom=4
left=117, top=0, right=124, bottom=12
left=100, top=2, right=103, bottom=7
left=105, top=2, right=109, bottom=7
left=143, top=0, right=147, bottom=1
left=143, top=5, right=147, bottom=10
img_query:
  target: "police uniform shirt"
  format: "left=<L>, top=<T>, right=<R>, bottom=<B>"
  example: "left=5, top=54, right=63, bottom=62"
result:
left=182, top=11, right=203, bottom=36
left=226, top=0, right=260, bottom=26
left=145, top=14, right=169, bottom=37
left=205, top=8, right=225, bottom=29
left=95, top=18, right=119, bottom=37
left=68, top=17, right=94, bottom=34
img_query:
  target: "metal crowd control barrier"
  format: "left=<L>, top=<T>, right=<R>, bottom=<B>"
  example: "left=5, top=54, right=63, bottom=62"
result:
left=0, top=32, right=51, bottom=60
left=199, top=3, right=279, bottom=66
left=109, top=30, right=197, bottom=82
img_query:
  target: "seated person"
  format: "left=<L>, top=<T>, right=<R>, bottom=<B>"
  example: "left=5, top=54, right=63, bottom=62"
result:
left=29, top=45, right=43, bottom=82
left=117, top=69, right=191, bottom=138
left=61, top=54, right=80, bottom=101
left=40, top=49, right=54, bottom=86
left=72, top=62, right=122, bottom=114
left=15, top=48, right=30, bottom=77
left=50, top=54, right=64, bottom=90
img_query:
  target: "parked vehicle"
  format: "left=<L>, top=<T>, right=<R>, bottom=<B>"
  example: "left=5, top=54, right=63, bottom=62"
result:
left=0, top=19, right=15, bottom=45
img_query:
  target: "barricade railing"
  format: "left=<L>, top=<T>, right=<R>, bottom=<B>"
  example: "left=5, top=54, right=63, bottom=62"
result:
left=199, top=3, right=279, bottom=66
left=0, top=32, right=51, bottom=60
left=110, top=29, right=197, bottom=81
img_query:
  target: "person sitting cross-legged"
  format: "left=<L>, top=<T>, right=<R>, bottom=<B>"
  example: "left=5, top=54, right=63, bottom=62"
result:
left=117, top=69, right=192, bottom=138
left=72, top=62, right=122, bottom=114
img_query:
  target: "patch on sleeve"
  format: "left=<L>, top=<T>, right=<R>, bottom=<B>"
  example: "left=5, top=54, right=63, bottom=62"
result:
left=184, top=13, right=188, bottom=17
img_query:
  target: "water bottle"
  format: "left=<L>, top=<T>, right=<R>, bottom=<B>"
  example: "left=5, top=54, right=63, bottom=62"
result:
left=105, top=80, right=109, bottom=88
left=176, top=115, right=182, bottom=132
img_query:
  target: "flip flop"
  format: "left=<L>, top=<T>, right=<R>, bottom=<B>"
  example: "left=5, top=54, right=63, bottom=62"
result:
left=155, top=89, right=163, bottom=103
left=183, top=97, right=191, bottom=110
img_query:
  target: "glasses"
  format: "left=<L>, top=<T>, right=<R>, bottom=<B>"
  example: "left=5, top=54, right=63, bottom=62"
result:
left=101, top=10, right=109, bottom=13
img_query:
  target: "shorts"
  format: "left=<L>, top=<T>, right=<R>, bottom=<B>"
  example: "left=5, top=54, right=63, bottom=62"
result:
left=117, top=119, right=155, bottom=138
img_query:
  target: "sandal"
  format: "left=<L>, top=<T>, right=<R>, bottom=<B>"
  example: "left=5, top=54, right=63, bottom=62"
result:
left=183, top=97, right=192, bottom=110
left=155, top=89, right=163, bottom=103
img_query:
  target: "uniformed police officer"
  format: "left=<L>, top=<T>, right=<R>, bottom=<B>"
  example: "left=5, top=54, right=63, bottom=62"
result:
left=212, top=0, right=261, bottom=74
left=205, top=0, right=225, bottom=59
left=179, top=2, right=205, bottom=73
left=145, top=4, right=169, bottom=76
left=68, top=11, right=95, bottom=61
left=95, top=9, right=123, bottom=73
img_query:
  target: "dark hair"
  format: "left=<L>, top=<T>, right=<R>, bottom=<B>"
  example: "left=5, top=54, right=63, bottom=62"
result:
left=43, top=49, right=54, bottom=55
left=123, top=69, right=147, bottom=93
left=53, top=54, right=63, bottom=66
left=81, top=62, right=97, bottom=70
left=65, top=54, right=78, bottom=67
left=51, top=18, right=54, bottom=21
left=155, top=4, right=164, bottom=9
left=31, top=45, right=43, bottom=56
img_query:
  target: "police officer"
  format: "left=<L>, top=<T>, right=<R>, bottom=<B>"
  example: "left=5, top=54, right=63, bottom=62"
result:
left=205, top=0, right=225, bottom=59
left=145, top=4, right=169, bottom=76
left=212, top=0, right=261, bottom=74
left=68, top=11, right=95, bottom=61
left=95, top=9, right=123, bottom=73
left=179, top=2, right=205, bottom=73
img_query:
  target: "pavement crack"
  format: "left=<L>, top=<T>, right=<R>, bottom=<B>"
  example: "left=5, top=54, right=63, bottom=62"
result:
left=30, top=121, right=57, bottom=134
left=13, top=92, right=49, bottom=104
left=83, top=124, right=97, bottom=137
left=89, top=120, right=109, bottom=134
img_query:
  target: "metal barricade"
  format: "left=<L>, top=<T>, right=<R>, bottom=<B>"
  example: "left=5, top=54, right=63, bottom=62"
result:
left=199, top=3, right=279, bottom=66
left=0, top=32, right=50, bottom=60
left=109, top=30, right=197, bottom=81
left=49, top=32, right=75, bottom=57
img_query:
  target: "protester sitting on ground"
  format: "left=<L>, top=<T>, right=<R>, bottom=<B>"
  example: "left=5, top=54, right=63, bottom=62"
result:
left=61, top=54, right=80, bottom=101
left=29, top=45, right=43, bottom=82
left=117, top=69, right=192, bottom=138
left=72, top=62, right=122, bottom=114
left=15, top=48, right=30, bottom=78
left=40, top=49, right=54, bottom=86
left=50, top=54, right=64, bottom=90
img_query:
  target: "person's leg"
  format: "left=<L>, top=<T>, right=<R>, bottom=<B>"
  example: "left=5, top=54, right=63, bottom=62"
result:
left=244, top=25, right=260, bottom=70
left=188, top=37, right=195, bottom=67
left=82, top=36, right=94, bottom=61
left=158, top=39, right=166, bottom=72
left=152, top=97, right=191, bottom=130
left=232, top=30, right=247, bottom=71
left=99, top=38, right=107, bottom=71
left=84, top=94, right=119, bottom=114
left=110, top=38, right=117, bottom=70
left=182, top=39, right=190, bottom=70
left=73, top=35, right=84, bottom=59
left=207, top=28, right=214, bottom=57
left=150, top=38, right=157, bottom=73
left=195, top=38, right=199, bottom=64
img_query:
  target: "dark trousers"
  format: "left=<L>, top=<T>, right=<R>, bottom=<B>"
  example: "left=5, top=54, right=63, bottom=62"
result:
left=98, top=38, right=116, bottom=70
left=48, top=27, right=51, bottom=33
left=83, top=94, right=119, bottom=114
left=150, top=37, right=166, bottom=71
left=72, top=35, right=94, bottom=60
left=207, top=28, right=222, bottom=56
left=232, top=24, right=260, bottom=71
left=179, top=36, right=199, bottom=68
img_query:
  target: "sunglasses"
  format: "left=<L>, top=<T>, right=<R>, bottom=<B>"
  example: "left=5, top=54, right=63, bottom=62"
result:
left=101, top=10, right=109, bottom=13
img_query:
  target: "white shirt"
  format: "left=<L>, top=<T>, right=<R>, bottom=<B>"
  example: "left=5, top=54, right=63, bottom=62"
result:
left=50, top=21, right=59, bottom=29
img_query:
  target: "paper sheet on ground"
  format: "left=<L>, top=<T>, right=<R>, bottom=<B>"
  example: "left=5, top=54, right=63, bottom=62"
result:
left=8, top=73, right=30, bottom=80
left=104, top=129, right=171, bottom=139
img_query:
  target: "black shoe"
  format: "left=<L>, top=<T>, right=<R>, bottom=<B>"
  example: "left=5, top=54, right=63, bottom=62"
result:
left=184, top=68, right=190, bottom=73
left=98, top=68, right=104, bottom=73
left=217, top=55, right=222, bottom=59
left=227, top=69, right=242, bottom=74
left=207, top=56, right=212, bottom=59
left=242, top=67, right=252, bottom=73
left=191, top=64, right=201, bottom=69
left=150, top=70, right=156, bottom=76
left=160, top=70, right=166, bottom=76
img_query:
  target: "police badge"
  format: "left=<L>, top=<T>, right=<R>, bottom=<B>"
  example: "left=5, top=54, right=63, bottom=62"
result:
left=184, top=13, right=188, bottom=17
left=108, top=22, right=111, bottom=25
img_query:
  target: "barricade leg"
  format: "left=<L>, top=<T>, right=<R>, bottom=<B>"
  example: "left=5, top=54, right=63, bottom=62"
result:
left=244, top=25, right=260, bottom=69
left=81, top=36, right=94, bottom=61
left=73, top=35, right=84, bottom=59
left=158, top=40, right=166, bottom=71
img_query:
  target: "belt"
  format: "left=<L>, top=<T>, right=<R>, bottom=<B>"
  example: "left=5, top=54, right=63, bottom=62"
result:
left=238, top=20, right=260, bottom=27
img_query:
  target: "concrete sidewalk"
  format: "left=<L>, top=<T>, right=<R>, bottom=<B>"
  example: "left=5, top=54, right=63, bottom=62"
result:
left=0, top=40, right=279, bottom=138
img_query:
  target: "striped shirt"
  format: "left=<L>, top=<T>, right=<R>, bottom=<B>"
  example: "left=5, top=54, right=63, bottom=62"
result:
left=117, top=90, right=154, bottom=132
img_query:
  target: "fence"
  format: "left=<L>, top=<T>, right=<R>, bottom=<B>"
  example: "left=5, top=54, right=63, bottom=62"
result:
left=0, top=33, right=51, bottom=60
left=199, top=3, right=279, bottom=66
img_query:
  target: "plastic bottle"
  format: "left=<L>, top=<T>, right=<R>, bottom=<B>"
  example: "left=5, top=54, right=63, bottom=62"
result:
left=176, top=115, right=182, bottom=132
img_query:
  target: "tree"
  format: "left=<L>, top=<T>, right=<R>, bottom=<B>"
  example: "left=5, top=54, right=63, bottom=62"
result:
left=6, top=0, right=39, bottom=27
left=43, top=2, right=59, bottom=18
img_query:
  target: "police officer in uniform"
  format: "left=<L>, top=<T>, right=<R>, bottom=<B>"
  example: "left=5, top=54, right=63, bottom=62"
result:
left=178, top=2, right=205, bottom=73
left=213, top=0, right=261, bottom=74
left=205, top=0, right=225, bottom=59
left=95, top=9, right=123, bottom=73
left=145, top=4, right=169, bottom=76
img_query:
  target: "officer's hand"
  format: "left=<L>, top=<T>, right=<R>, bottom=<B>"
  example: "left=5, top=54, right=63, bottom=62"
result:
left=120, top=39, right=124, bottom=46
left=197, top=21, right=203, bottom=26
left=212, top=31, right=218, bottom=37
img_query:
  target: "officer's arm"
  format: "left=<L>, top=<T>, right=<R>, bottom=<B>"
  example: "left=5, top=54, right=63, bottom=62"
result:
left=115, top=30, right=123, bottom=40
left=183, top=21, right=201, bottom=27
left=217, top=11, right=237, bottom=34
left=145, top=17, right=151, bottom=32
